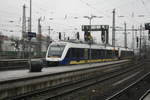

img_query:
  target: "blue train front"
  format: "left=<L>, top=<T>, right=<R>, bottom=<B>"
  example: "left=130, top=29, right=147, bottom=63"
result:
left=46, top=41, right=134, bottom=66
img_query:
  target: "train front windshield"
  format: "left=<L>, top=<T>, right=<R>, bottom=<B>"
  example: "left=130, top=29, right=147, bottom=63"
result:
left=48, top=45, right=65, bottom=57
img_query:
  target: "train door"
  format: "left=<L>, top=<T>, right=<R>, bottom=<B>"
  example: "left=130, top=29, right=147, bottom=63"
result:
left=84, top=48, right=88, bottom=60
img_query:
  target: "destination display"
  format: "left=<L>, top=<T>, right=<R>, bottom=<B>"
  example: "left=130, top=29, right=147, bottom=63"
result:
left=145, top=23, right=150, bottom=30
left=28, top=32, right=36, bottom=38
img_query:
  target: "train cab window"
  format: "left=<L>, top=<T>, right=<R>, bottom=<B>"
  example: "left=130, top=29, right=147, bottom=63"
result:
left=48, top=45, right=65, bottom=57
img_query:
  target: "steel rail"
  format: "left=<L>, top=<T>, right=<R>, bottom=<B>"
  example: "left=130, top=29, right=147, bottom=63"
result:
left=44, top=63, right=143, bottom=100
left=106, top=64, right=150, bottom=100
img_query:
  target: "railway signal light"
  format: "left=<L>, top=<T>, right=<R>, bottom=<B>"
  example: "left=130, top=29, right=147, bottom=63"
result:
left=101, top=28, right=105, bottom=43
left=106, top=29, right=109, bottom=44
left=77, top=32, right=80, bottom=40
left=82, top=25, right=109, bottom=43
left=101, top=27, right=109, bottom=44
left=145, top=23, right=150, bottom=41
left=84, top=31, right=90, bottom=41
left=148, top=30, right=150, bottom=41
left=145, top=23, right=150, bottom=30
left=136, top=37, right=139, bottom=48
left=59, top=32, right=61, bottom=40
left=84, top=31, right=87, bottom=41
left=28, top=32, right=36, bottom=38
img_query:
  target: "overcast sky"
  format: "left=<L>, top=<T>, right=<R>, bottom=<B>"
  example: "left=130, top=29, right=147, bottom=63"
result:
left=0, top=0, right=150, bottom=47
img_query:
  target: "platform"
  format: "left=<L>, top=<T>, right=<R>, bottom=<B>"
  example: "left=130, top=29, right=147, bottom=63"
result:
left=142, top=89, right=150, bottom=100
left=0, top=60, right=128, bottom=82
left=144, top=94, right=150, bottom=100
left=0, top=59, right=129, bottom=99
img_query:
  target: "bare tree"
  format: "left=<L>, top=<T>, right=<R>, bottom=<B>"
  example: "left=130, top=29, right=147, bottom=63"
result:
left=10, top=35, right=21, bottom=58
left=0, top=32, right=3, bottom=51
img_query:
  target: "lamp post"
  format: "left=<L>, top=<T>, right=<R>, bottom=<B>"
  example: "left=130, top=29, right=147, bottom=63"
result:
left=48, top=18, right=54, bottom=41
left=28, top=0, right=32, bottom=70
left=83, top=15, right=103, bottom=33
left=83, top=15, right=96, bottom=63
left=48, top=26, right=53, bottom=41
left=29, top=0, right=32, bottom=32
left=83, top=15, right=103, bottom=63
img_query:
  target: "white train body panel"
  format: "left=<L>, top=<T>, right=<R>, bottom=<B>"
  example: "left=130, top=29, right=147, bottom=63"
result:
left=46, top=41, right=134, bottom=66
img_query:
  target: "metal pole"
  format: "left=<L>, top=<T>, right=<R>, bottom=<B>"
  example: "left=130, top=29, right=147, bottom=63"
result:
left=112, top=9, right=116, bottom=58
left=89, top=18, right=91, bottom=33
left=132, top=25, right=134, bottom=51
left=22, top=4, right=26, bottom=58
left=124, top=22, right=127, bottom=49
left=30, top=0, right=32, bottom=32
left=22, top=4, right=26, bottom=38
left=112, top=9, right=115, bottom=47
left=135, top=29, right=138, bottom=49
left=29, top=0, right=32, bottom=69
left=38, top=18, right=42, bottom=57
left=48, top=26, right=51, bottom=39
left=139, top=24, right=142, bottom=57
left=89, top=17, right=92, bottom=63
left=143, top=30, right=146, bottom=58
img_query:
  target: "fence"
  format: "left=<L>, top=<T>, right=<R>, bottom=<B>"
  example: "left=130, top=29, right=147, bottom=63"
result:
left=0, top=51, right=46, bottom=59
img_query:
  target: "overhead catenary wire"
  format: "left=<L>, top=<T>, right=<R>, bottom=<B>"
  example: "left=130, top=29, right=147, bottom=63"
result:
left=139, top=0, right=150, bottom=15
left=0, top=0, right=150, bottom=37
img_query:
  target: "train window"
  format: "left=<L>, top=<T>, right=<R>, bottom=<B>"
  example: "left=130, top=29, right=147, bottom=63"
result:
left=96, top=49, right=99, bottom=58
left=93, top=49, right=98, bottom=59
left=65, top=48, right=71, bottom=59
left=107, top=50, right=110, bottom=58
left=76, top=48, right=80, bottom=58
left=71, top=48, right=76, bottom=58
left=100, top=50, right=105, bottom=58
left=80, top=48, right=84, bottom=58
left=96, top=50, right=99, bottom=58
left=70, top=48, right=82, bottom=59
left=103, top=50, right=106, bottom=58
left=110, top=50, right=112, bottom=58
left=104, top=50, right=108, bottom=58
left=76, top=48, right=84, bottom=59
left=115, top=50, right=119, bottom=57
left=48, top=45, right=65, bottom=57
left=99, top=50, right=103, bottom=58
left=91, top=49, right=95, bottom=59
left=98, top=50, right=101, bottom=58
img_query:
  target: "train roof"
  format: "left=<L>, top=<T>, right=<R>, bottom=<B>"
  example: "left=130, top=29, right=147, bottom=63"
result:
left=50, top=41, right=133, bottom=51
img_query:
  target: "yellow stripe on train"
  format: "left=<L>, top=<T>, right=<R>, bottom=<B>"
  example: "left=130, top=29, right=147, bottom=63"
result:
left=69, top=58, right=117, bottom=64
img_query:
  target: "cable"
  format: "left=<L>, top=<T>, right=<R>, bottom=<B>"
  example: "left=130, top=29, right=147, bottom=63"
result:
left=79, top=0, right=111, bottom=18
left=139, top=0, right=150, bottom=15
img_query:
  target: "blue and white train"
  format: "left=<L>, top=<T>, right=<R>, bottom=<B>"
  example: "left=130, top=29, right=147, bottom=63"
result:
left=46, top=41, right=134, bottom=66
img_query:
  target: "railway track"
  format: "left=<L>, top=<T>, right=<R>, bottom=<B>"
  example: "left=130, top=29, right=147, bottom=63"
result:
left=106, top=72, right=150, bottom=100
left=106, top=59, right=150, bottom=100
left=44, top=62, right=144, bottom=100
left=8, top=60, right=143, bottom=100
